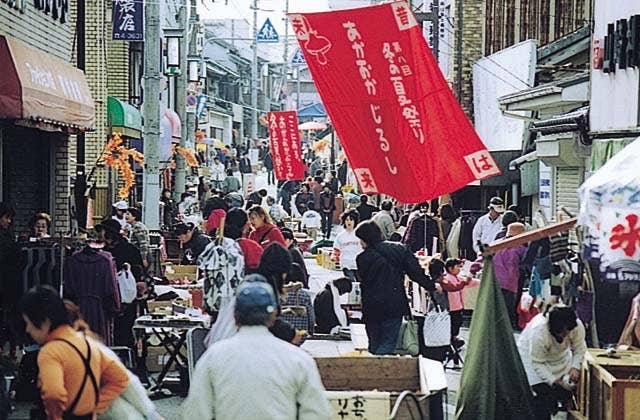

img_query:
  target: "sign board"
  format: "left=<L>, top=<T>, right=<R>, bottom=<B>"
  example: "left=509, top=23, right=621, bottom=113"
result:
left=112, top=0, right=144, bottom=41
left=186, top=94, right=197, bottom=113
left=267, top=111, right=305, bottom=180
left=248, top=148, right=259, bottom=165
left=291, top=48, right=306, bottom=66
left=257, top=18, right=279, bottom=43
left=196, top=94, right=208, bottom=119
left=326, top=391, right=390, bottom=420
left=187, top=82, right=197, bottom=93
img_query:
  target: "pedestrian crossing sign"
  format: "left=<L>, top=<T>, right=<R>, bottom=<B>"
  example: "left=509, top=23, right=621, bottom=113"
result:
left=257, top=18, right=279, bottom=43
left=291, top=48, right=306, bottom=66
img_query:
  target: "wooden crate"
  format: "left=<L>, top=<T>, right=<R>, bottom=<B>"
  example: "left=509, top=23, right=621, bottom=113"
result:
left=315, top=356, right=433, bottom=419
left=316, top=357, right=421, bottom=392
left=578, top=349, right=640, bottom=420
left=164, top=264, right=198, bottom=282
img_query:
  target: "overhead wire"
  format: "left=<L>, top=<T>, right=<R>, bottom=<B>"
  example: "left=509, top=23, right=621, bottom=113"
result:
left=436, top=35, right=529, bottom=91
left=440, top=23, right=533, bottom=88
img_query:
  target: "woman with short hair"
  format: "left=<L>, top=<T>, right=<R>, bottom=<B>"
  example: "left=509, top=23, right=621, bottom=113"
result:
left=19, top=286, right=129, bottom=420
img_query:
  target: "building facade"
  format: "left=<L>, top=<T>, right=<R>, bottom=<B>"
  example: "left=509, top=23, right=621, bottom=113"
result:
left=0, top=1, right=94, bottom=234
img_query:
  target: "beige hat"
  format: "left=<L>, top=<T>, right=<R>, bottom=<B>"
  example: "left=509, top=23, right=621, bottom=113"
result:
left=506, top=222, right=526, bottom=237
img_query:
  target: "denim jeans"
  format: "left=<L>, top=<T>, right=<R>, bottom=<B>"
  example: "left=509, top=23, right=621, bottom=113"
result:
left=321, top=211, right=333, bottom=238
left=365, top=317, right=403, bottom=355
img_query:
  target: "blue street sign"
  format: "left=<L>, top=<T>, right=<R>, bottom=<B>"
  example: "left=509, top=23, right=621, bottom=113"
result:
left=257, top=18, right=279, bottom=43
left=291, top=48, right=306, bottom=66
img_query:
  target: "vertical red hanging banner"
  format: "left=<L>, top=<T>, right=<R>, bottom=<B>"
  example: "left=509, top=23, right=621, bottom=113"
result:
left=267, top=110, right=305, bottom=181
left=289, top=1, right=500, bottom=203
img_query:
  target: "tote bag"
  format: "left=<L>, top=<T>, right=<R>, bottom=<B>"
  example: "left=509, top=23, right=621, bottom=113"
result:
left=423, top=301, right=451, bottom=347
left=395, top=318, right=419, bottom=356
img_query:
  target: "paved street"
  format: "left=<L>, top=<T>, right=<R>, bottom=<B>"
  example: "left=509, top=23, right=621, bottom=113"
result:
left=8, top=256, right=467, bottom=419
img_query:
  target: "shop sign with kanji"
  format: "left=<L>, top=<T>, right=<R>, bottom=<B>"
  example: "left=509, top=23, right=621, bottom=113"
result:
left=289, top=1, right=499, bottom=203
left=112, top=0, right=144, bottom=41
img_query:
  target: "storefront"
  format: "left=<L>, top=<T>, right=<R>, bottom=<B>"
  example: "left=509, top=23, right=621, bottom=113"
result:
left=0, top=35, right=95, bottom=234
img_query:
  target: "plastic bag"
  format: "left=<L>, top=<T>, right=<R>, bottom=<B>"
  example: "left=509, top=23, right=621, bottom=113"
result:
left=423, top=303, right=451, bottom=347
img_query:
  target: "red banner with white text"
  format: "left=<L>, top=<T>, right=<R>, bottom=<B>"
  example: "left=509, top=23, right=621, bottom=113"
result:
left=267, top=111, right=305, bottom=181
left=289, top=2, right=500, bottom=203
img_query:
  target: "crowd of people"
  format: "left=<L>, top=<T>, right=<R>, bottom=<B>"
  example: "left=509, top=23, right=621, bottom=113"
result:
left=0, top=144, right=588, bottom=420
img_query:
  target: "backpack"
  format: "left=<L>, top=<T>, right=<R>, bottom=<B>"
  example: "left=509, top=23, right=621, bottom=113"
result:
left=198, top=237, right=245, bottom=314
left=117, top=267, right=137, bottom=304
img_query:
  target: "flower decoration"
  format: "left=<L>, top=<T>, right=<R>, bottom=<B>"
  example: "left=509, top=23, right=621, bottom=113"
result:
left=173, top=144, right=199, bottom=167
left=101, top=133, right=144, bottom=199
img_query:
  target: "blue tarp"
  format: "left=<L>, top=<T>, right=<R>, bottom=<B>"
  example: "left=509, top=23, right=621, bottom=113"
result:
left=297, top=102, right=326, bottom=118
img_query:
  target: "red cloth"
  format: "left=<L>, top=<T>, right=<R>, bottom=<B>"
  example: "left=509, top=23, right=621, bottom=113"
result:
left=237, top=238, right=264, bottom=270
left=289, top=4, right=500, bottom=202
left=266, top=111, right=305, bottom=180
left=205, top=209, right=226, bottom=234
left=248, top=223, right=287, bottom=249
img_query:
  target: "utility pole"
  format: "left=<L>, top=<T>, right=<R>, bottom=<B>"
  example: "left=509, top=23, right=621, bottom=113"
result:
left=74, top=0, right=87, bottom=232
left=250, top=0, right=258, bottom=140
left=282, top=0, right=289, bottom=110
left=187, top=0, right=198, bottom=163
left=142, top=0, right=161, bottom=229
left=174, top=3, right=188, bottom=200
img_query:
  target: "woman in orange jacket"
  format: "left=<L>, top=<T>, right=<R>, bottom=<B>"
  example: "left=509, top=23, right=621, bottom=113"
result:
left=19, top=286, right=129, bottom=420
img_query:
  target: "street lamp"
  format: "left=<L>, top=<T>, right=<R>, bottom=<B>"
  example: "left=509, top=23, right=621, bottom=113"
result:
left=187, top=55, right=200, bottom=82
left=164, top=28, right=183, bottom=69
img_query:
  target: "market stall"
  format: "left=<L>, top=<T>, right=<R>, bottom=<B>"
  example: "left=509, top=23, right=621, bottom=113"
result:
left=578, top=137, right=640, bottom=344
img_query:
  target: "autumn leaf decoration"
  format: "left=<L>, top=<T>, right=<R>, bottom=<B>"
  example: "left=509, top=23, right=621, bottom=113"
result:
left=173, top=144, right=199, bottom=167
left=101, top=133, right=144, bottom=199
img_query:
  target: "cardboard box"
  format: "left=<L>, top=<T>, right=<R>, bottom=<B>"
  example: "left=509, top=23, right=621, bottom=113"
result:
left=146, top=346, right=187, bottom=372
left=146, top=300, right=172, bottom=314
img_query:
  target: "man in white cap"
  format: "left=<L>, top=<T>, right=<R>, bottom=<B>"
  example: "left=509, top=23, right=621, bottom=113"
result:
left=182, top=277, right=331, bottom=420
left=111, top=200, right=129, bottom=229
left=471, top=196, right=505, bottom=255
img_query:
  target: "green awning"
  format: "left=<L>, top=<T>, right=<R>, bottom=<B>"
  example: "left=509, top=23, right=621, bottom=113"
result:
left=107, top=96, right=142, bottom=138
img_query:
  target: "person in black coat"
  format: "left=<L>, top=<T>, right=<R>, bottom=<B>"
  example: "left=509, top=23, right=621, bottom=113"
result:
left=313, top=278, right=352, bottom=334
left=355, top=220, right=436, bottom=355
left=319, top=185, right=336, bottom=239
left=239, top=152, right=252, bottom=175
left=174, top=222, right=211, bottom=265
left=356, top=195, right=379, bottom=221
left=402, top=202, right=439, bottom=254
left=263, top=151, right=275, bottom=185
left=281, top=228, right=309, bottom=287
left=96, top=218, right=146, bottom=348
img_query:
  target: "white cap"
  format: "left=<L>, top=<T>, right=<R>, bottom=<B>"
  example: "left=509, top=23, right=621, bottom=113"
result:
left=113, top=200, right=129, bottom=210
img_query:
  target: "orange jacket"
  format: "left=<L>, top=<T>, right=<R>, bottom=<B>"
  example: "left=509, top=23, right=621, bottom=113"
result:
left=37, top=325, right=129, bottom=419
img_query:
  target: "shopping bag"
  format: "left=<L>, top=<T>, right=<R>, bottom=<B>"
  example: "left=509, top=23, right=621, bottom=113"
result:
left=203, top=297, right=237, bottom=347
left=116, top=266, right=137, bottom=304
left=423, top=303, right=451, bottom=347
left=395, top=318, right=419, bottom=356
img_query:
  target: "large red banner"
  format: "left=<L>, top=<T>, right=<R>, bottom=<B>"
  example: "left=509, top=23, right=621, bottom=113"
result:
left=267, top=110, right=305, bottom=181
left=289, top=2, right=500, bottom=203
